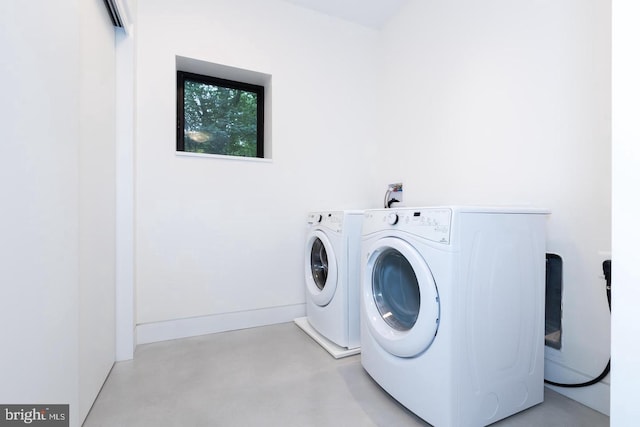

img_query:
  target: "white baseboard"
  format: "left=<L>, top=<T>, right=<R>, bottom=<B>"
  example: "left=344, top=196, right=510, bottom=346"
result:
left=544, top=357, right=610, bottom=416
left=136, top=303, right=306, bottom=345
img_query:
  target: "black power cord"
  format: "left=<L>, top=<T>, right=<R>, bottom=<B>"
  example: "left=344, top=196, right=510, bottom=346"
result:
left=544, top=260, right=611, bottom=388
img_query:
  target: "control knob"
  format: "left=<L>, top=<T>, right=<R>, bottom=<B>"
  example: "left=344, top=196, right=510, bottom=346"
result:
left=387, top=212, right=399, bottom=225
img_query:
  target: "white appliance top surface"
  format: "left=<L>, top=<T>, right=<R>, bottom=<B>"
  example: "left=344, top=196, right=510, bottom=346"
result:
left=308, top=210, right=364, bottom=215
left=366, top=206, right=551, bottom=215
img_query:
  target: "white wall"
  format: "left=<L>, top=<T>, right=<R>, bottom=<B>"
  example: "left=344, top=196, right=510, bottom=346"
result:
left=378, top=0, right=611, bottom=413
left=0, top=0, right=117, bottom=425
left=134, top=0, right=380, bottom=330
left=611, top=1, right=640, bottom=425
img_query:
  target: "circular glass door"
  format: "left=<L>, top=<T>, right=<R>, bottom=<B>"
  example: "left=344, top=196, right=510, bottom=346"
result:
left=310, top=238, right=329, bottom=290
left=373, top=248, right=421, bottom=331
left=363, top=237, right=440, bottom=357
left=305, top=230, right=337, bottom=306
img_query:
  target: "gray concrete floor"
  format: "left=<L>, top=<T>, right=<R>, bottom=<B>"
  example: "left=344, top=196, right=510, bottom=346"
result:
left=84, top=322, right=609, bottom=426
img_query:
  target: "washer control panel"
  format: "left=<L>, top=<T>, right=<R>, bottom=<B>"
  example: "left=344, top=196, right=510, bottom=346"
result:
left=307, top=211, right=343, bottom=233
left=307, top=213, right=323, bottom=225
left=363, top=208, right=452, bottom=244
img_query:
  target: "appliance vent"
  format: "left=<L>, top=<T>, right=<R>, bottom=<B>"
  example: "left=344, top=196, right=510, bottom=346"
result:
left=103, top=0, right=124, bottom=28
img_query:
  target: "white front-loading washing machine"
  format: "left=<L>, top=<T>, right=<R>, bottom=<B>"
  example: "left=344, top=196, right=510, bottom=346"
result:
left=297, top=210, right=363, bottom=354
left=360, top=206, right=548, bottom=427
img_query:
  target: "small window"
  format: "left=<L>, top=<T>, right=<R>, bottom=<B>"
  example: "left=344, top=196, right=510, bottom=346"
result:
left=177, top=71, right=264, bottom=158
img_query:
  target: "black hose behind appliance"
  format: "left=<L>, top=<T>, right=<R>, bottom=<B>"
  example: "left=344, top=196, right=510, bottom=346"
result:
left=544, top=259, right=611, bottom=388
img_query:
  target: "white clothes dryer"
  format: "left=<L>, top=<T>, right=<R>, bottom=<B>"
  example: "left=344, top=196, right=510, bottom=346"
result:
left=300, top=210, right=363, bottom=352
left=360, top=206, right=548, bottom=427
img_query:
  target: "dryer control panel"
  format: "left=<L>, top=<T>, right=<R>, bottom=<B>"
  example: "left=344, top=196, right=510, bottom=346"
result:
left=362, top=208, right=452, bottom=244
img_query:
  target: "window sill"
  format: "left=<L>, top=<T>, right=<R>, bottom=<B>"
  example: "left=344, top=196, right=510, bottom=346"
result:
left=175, top=151, right=273, bottom=163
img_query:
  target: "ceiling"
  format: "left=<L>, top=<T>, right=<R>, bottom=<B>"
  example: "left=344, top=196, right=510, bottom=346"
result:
left=283, top=0, right=410, bottom=29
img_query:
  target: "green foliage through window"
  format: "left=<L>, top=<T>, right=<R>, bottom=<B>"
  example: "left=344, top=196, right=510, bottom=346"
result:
left=177, top=72, right=264, bottom=158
